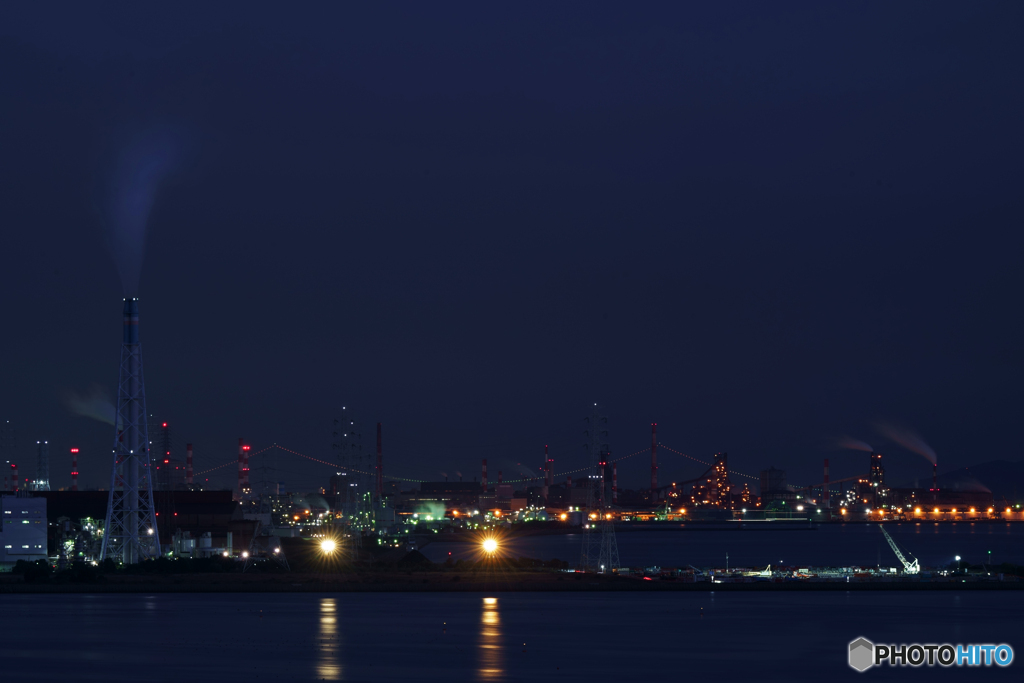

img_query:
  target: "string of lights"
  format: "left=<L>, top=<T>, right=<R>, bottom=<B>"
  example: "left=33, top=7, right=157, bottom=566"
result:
left=658, top=444, right=758, bottom=480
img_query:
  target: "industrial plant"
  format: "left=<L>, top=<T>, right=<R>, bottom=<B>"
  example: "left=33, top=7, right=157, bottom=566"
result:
left=0, top=297, right=1019, bottom=579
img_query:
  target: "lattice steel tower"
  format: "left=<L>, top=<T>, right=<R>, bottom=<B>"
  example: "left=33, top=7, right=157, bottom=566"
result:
left=101, top=298, right=161, bottom=563
left=332, top=407, right=375, bottom=533
left=579, top=404, right=619, bottom=573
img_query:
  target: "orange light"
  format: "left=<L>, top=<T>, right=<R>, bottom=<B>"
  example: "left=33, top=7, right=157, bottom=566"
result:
left=988, top=508, right=994, bottom=513
left=934, top=508, right=940, bottom=514
left=1007, top=508, right=1013, bottom=514
left=559, top=513, right=567, bottom=521
left=952, top=508, right=957, bottom=513
left=605, top=513, right=612, bottom=520
left=452, top=510, right=458, bottom=517
left=293, top=515, right=300, bottom=520
left=969, top=508, right=975, bottom=513
left=914, top=507, right=921, bottom=514
left=680, top=508, right=686, bottom=514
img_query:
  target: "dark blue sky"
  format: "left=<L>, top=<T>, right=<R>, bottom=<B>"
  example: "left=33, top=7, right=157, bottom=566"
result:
left=1, top=2, right=1021, bottom=492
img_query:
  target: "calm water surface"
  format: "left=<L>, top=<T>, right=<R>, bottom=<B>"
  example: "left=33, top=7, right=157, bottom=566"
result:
left=0, top=591, right=1020, bottom=682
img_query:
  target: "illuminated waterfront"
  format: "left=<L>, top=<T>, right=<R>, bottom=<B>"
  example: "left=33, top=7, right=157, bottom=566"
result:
left=423, top=524, right=1024, bottom=571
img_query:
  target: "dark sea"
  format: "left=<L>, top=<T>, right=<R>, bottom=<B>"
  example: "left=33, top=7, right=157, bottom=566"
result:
left=1, top=591, right=1021, bottom=682
left=2, top=525, right=1021, bottom=682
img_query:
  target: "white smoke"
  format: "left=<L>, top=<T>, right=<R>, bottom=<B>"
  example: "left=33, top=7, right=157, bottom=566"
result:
left=63, top=385, right=116, bottom=426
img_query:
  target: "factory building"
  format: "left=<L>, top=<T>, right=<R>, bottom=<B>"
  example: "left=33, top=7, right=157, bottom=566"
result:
left=0, top=495, right=47, bottom=569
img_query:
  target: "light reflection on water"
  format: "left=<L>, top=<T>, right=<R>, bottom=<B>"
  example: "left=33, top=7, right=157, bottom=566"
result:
left=0, top=592, right=1020, bottom=681
left=477, top=597, right=504, bottom=681
left=317, top=597, right=341, bottom=680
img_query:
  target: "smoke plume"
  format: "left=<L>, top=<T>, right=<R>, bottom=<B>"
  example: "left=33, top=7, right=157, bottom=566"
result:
left=63, top=385, right=116, bottom=426
left=100, top=126, right=185, bottom=295
left=835, top=435, right=874, bottom=452
left=875, top=421, right=937, bottom=465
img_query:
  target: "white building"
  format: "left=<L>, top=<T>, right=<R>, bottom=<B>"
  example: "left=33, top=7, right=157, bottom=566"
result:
left=1, top=495, right=47, bottom=569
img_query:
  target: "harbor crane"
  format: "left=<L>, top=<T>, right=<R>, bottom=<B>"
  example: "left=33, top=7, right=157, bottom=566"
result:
left=879, top=524, right=920, bottom=575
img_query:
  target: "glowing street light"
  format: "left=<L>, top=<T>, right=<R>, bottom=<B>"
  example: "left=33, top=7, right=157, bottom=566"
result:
left=321, top=539, right=337, bottom=554
left=482, top=538, right=498, bottom=554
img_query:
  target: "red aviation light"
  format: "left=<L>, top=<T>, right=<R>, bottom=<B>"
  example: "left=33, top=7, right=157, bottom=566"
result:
left=70, top=448, right=80, bottom=453
left=162, top=423, right=167, bottom=428
left=243, top=445, right=251, bottom=451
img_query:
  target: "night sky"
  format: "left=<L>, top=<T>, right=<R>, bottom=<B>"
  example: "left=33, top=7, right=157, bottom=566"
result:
left=1, top=3, right=1022, bottom=493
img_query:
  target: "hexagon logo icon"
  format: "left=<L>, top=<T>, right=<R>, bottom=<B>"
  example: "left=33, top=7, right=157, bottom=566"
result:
left=849, top=637, right=874, bottom=672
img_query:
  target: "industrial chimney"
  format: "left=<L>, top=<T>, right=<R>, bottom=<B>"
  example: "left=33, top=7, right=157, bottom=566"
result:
left=376, top=422, right=383, bottom=498
left=236, top=438, right=245, bottom=500
left=101, top=297, right=161, bottom=563
left=71, top=448, right=79, bottom=492
left=185, top=443, right=193, bottom=486
left=481, top=458, right=488, bottom=491
left=651, top=423, right=658, bottom=492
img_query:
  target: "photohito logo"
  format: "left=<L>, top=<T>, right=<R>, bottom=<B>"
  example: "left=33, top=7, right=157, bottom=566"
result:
left=849, top=637, right=1013, bottom=671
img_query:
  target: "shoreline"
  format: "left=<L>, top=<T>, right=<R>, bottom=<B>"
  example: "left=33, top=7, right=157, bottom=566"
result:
left=2, top=573, right=1021, bottom=594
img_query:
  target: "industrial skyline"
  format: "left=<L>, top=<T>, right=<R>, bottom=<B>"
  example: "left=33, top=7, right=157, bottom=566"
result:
left=1, top=3, right=1022, bottom=501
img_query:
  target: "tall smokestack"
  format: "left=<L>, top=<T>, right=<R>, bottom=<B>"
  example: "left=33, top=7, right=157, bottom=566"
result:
left=651, top=423, right=658, bottom=492
left=242, top=444, right=251, bottom=493
left=185, top=443, right=193, bottom=486
left=102, top=297, right=161, bottom=563
left=482, top=458, right=488, bottom=491
left=823, top=458, right=829, bottom=516
left=237, top=438, right=245, bottom=500
left=376, top=422, right=383, bottom=498
left=36, top=440, right=50, bottom=491
left=10, top=463, right=18, bottom=492
left=498, top=470, right=503, bottom=484
left=613, top=462, right=618, bottom=504
left=71, top=448, right=79, bottom=492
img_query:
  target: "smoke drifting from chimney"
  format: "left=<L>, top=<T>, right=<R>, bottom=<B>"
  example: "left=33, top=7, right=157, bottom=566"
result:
left=63, top=385, right=117, bottom=426
left=835, top=435, right=873, bottom=452
left=875, top=422, right=937, bottom=465
left=99, top=126, right=186, bottom=296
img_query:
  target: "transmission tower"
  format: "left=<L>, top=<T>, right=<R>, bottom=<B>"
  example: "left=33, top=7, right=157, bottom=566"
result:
left=579, top=404, right=619, bottom=573
left=332, top=407, right=375, bottom=535
left=244, top=456, right=289, bottom=573
left=101, top=297, right=161, bottom=564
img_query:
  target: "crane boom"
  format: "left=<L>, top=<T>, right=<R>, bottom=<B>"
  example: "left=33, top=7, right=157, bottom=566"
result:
left=879, top=524, right=919, bottom=574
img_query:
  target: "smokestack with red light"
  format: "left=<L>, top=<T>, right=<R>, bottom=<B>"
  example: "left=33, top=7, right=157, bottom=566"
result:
left=498, top=470, right=503, bottom=484
left=613, top=461, right=618, bottom=504
left=185, top=443, right=193, bottom=486
left=11, top=463, right=18, bottom=492
left=376, top=422, right=383, bottom=498
left=242, top=444, right=251, bottom=492
left=71, top=448, right=80, bottom=492
left=481, top=458, right=488, bottom=491
left=236, top=438, right=244, bottom=499
left=651, top=423, right=658, bottom=492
